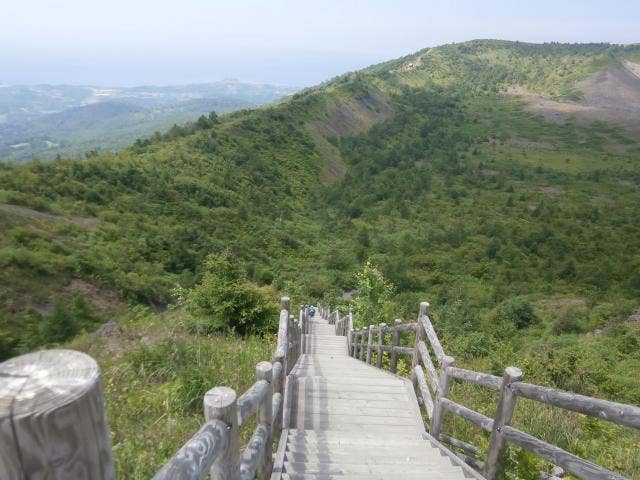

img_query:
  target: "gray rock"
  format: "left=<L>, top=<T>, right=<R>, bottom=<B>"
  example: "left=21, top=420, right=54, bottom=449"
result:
left=92, top=320, right=120, bottom=337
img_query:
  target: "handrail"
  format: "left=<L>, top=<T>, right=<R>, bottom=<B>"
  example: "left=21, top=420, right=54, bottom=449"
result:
left=153, top=296, right=305, bottom=480
left=339, top=300, right=640, bottom=480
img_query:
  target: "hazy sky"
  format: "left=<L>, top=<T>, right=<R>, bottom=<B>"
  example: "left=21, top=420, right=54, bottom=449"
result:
left=2, top=0, right=638, bottom=87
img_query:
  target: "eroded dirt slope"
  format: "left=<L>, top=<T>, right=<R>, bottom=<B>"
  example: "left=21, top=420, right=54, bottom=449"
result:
left=507, top=61, right=640, bottom=140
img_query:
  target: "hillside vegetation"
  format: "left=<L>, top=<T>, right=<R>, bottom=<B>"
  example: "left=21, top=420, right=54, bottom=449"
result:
left=1, top=40, right=639, bottom=478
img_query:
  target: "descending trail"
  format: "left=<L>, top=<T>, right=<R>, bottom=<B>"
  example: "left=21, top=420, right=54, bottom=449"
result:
left=271, top=312, right=468, bottom=480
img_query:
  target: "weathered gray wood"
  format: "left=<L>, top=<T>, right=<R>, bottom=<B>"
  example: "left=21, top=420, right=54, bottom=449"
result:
left=377, top=323, right=387, bottom=368
left=366, top=325, right=374, bottom=364
left=276, top=310, right=289, bottom=372
left=430, top=354, right=454, bottom=438
left=392, top=346, right=414, bottom=355
left=440, top=434, right=482, bottom=457
left=237, top=380, right=269, bottom=427
left=347, top=310, right=354, bottom=355
left=204, top=386, right=240, bottom=480
left=239, top=424, right=269, bottom=480
left=271, top=393, right=282, bottom=436
left=152, top=420, right=229, bottom=480
left=417, top=340, right=440, bottom=394
left=484, top=367, right=523, bottom=480
left=256, top=362, right=273, bottom=480
left=390, top=319, right=402, bottom=373
left=501, top=426, right=626, bottom=480
left=511, top=382, right=640, bottom=429
left=282, top=376, right=294, bottom=430
left=420, top=310, right=446, bottom=363
left=447, top=366, right=502, bottom=390
left=0, top=349, right=115, bottom=480
left=281, top=296, right=290, bottom=311
left=440, top=398, right=494, bottom=433
left=457, top=452, right=485, bottom=471
left=392, top=322, right=418, bottom=333
left=414, top=365, right=434, bottom=418
left=411, top=303, right=427, bottom=392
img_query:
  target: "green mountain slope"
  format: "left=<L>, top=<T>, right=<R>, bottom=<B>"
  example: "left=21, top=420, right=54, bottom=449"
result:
left=1, top=40, right=640, bottom=477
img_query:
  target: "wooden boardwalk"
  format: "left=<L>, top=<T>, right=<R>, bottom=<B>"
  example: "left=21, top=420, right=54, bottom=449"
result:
left=271, top=313, right=468, bottom=480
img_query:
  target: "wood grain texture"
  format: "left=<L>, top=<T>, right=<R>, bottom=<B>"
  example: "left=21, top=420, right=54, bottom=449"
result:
left=484, top=367, right=522, bottom=480
left=440, top=398, right=494, bottom=433
left=417, top=341, right=440, bottom=394
left=237, top=380, right=269, bottom=428
left=152, top=420, right=229, bottom=480
left=240, top=424, right=269, bottom=480
left=414, top=365, right=434, bottom=418
left=439, top=434, right=482, bottom=457
left=256, top=362, right=273, bottom=480
left=420, top=313, right=446, bottom=363
left=0, top=349, right=114, bottom=480
left=511, top=382, right=640, bottom=429
left=501, top=426, right=626, bottom=480
left=377, top=323, right=387, bottom=368
left=390, top=319, right=402, bottom=373
left=204, top=386, right=240, bottom=480
left=447, top=366, right=502, bottom=390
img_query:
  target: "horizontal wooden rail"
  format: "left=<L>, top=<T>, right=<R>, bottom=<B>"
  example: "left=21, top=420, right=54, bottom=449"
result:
left=440, top=398, right=494, bottom=432
left=414, top=365, right=434, bottom=418
left=152, top=420, right=230, bottom=480
left=237, top=380, right=269, bottom=427
left=419, top=314, right=446, bottom=364
left=511, top=382, right=640, bottom=429
left=501, top=426, right=626, bottom=480
left=439, top=434, right=482, bottom=457
left=240, top=424, right=270, bottom=480
left=417, top=340, right=440, bottom=394
left=447, top=366, right=502, bottom=390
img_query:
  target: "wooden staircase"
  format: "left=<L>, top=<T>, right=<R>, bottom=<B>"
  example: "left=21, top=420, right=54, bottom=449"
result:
left=271, top=314, right=470, bottom=479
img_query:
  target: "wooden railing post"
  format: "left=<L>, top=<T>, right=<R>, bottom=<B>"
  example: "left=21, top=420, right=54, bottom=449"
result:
left=366, top=325, right=374, bottom=364
left=271, top=353, right=284, bottom=442
left=484, top=367, right=523, bottom=480
left=391, top=319, right=402, bottom=373
left=359, top=329, right=366, bottom=361
left=412, top=302, right=428, bottom=389
left=256, top=362, right=273, bottom=480
left=205, top=387, right=240, bottom=480
left=430, top=354, right=455, bottom=439
left=0, top=350, right=115, bottom=480
left=377, top=323, right=387, bottom=368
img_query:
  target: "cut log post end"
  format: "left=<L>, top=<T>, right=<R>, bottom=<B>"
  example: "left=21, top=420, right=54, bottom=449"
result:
left=0, top=349, right=114, bottom=480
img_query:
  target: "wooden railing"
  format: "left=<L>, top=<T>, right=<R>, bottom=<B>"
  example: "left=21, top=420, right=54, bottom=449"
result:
left=153, top=297, right=306, bottom=480
left=326, top=302, right=640, bottom=480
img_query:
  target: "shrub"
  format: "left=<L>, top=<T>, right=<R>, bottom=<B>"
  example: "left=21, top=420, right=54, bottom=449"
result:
left=185, top=250, right=278, bottom=334
left=494, top=297, right=540, bottom=329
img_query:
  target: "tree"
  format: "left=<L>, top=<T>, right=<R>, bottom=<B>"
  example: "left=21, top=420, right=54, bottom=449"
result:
left=351, top=261, right=393, bottom=328
left=185, top=250, right=278, bottom=334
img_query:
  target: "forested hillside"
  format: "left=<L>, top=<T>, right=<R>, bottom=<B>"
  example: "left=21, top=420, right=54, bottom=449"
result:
left=1, top=40, right=639, bottom=477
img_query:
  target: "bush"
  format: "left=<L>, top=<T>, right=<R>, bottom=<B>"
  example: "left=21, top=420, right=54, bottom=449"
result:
left=185, top=250, right=278, bottom=334
left=552, top=310, right=583, bottom=334
left=494, top=297, right=539, bottom=329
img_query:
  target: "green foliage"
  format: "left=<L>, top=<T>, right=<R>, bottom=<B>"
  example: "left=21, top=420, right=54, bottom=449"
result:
left=184, top=250, right=278, bottom=334
left=351, top=260, right=393, bottom=328
left=493, top=297, right=540, bottom=330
